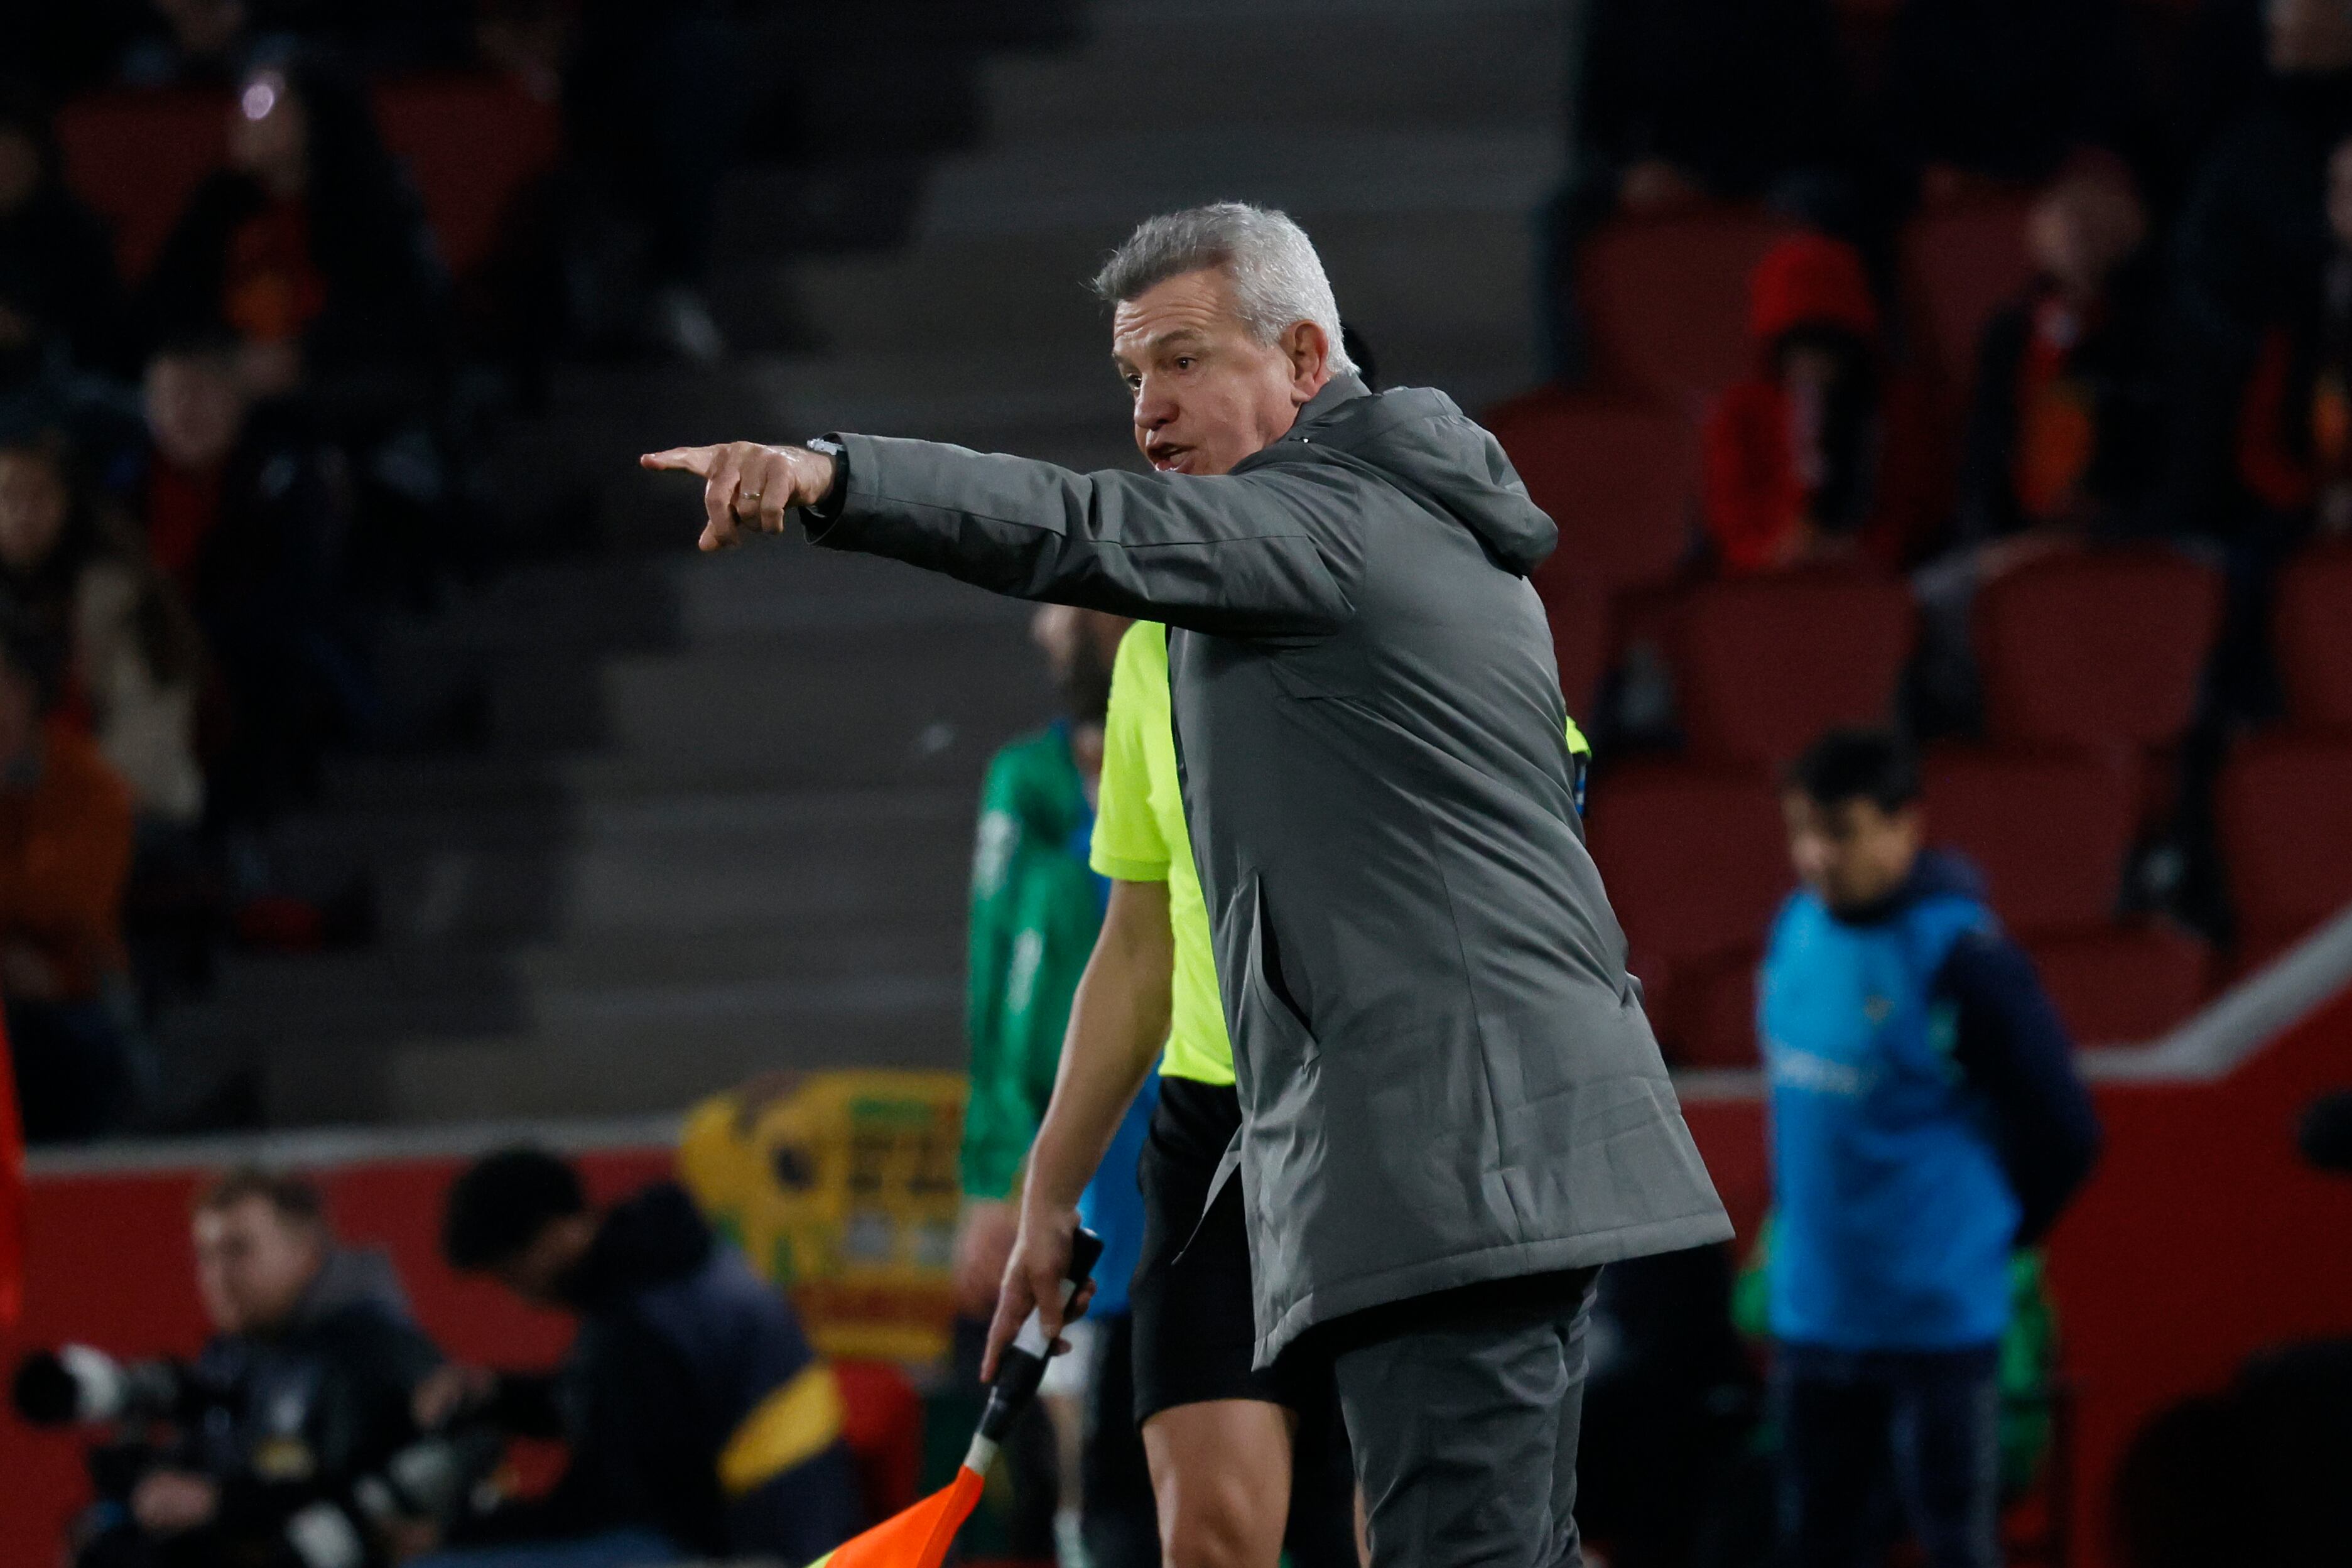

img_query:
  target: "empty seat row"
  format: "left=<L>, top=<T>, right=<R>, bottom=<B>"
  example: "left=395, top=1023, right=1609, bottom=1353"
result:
left=55, top=75, right=561, bottom=284
left=1571, top=198, right=2039, bottom=413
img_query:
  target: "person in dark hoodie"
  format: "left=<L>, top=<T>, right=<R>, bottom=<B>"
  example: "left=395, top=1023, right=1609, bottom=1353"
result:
left=138, top=333, right=370, bottom=826
left=420, top=1147, right=859, bottom=1568
left=72, top=1166, right=445, bottom=1568
left=1761, top=730, right=2101, bottom=1568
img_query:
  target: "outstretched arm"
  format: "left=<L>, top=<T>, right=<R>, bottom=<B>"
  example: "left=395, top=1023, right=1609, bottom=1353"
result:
left=641, top=437, right=1360, bottom=641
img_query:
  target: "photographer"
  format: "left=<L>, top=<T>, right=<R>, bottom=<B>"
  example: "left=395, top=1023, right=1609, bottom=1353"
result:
left=35, top=1167, right=445, bottom=1568
left=415, top=1147, right=859, bottom=1567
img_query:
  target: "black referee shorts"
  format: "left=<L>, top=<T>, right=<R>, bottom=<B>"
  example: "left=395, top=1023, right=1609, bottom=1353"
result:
left=1131, top=1076, right=1301, bottom=1420
left=1129, top=1078, right=1362, bottom=1568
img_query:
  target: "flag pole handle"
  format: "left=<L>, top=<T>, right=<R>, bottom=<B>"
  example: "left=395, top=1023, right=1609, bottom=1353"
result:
left=969, top=1226, right=1103, bottom=1464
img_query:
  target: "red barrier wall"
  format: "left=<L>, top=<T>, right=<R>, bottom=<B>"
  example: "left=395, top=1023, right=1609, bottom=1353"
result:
left=4, top=995, right=2349, bottom=1568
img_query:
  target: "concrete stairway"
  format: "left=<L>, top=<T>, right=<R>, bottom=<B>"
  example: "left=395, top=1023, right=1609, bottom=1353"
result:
left=161, top=0, right=1567, bottom=1127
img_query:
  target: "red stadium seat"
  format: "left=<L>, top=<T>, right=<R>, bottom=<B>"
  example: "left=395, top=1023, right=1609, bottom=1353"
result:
left=1974, top=546, right=2225, bottom=755
left=1487, top=389, right=1701, bottom=597
left=1588, top=762, right=1791, bottom=1062
left=373, top=73, right=563, bottom=278
left=2218, top=734, right=2352, bottom=955
left=55, top=89, right=229, bottom=281
left=1900, top=194, right=2037, bottom=398
left=1580, top=209, right=1794, bottom=408
left=2026, top=926, right=2211, bottom=1046
left=1922, top=748, right=2137, bottom=933
left=2274, top=541, right=2352, bottom=733
left=1672, top=572, right=1917, bottom=767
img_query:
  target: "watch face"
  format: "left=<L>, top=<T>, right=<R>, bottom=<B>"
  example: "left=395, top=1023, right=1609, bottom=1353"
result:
left=805, top=438, right=845, bottom=458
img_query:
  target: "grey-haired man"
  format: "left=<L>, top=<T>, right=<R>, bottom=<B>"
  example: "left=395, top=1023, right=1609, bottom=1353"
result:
left=644, top=203, right=1730, bottom=1568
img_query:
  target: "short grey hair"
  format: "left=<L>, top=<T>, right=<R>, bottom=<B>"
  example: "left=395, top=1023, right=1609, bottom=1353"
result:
left=1092, top=202, right=1355, bottom=376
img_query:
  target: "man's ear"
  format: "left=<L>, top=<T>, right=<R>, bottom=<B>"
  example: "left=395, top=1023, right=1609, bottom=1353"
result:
left=1282, top=320, right=1333, bottom=404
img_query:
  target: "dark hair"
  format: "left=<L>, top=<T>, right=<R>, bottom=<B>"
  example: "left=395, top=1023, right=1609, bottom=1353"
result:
left=442, top=1146, right=586, bottom=1271
left=1784, top=728, right=1919, bottom=813
left=193, top=1165, right=327, bottom=1227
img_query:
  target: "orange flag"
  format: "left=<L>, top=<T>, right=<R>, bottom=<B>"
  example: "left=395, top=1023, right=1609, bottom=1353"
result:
left=808, top=1465, right=984, bottom=1568
left=806, top=1228, right=1102, bottom=1568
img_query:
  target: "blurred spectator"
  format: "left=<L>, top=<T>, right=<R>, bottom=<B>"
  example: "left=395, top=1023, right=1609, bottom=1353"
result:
left=1702, top=233, right=1937, bottom=573
left=2168, top=0, right=2352, bottom=539
left=1883, top=0, right=2149, bottom=199
left=1763, top=730, right=2100, bottom=1568
left=425, top=1148, right=860, bottom=1567
left=1542, top=0, right=1858, bottom=377
left=0, top=89, right=127, bottom=389
left=140, top=335, right=367, bottom=824
left=138, top=51, right=445, bottom=401
left=1912, top=156, right=2166, bottom=732
left=957, top=603, right=1156, bottom=1568
left=1956, top=154, right=2165, bottom=546
left=2233, top=132, right=2352, bottom=539
left=72, top=1166, right=444, bottom=1568
left=0, top=627, right=136, bottom=1144
left=0, top=431, right=205, bottom=828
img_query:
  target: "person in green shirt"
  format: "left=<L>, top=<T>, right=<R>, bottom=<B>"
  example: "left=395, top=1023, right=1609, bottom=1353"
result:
left=954, top=604, right=1159, bottom=1565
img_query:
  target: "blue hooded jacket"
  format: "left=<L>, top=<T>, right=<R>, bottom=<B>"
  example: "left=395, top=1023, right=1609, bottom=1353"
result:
left=1760, top=849, right=2101, bottom=1351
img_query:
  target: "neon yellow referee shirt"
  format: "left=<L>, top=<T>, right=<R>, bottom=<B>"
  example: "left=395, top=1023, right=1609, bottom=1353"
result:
left=1090, top=622, right=1590, bottom=1087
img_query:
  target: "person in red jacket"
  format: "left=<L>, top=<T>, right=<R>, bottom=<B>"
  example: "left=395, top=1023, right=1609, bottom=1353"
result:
left=1703, top=232, right=1935, bottom=574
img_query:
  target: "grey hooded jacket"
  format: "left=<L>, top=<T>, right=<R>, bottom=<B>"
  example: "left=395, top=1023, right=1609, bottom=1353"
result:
left=806, top=374, right=1731, bottom=1363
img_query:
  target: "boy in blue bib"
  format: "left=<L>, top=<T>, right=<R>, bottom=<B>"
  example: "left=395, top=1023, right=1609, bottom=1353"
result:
left=1762, top=730, right=2101, bottom=1568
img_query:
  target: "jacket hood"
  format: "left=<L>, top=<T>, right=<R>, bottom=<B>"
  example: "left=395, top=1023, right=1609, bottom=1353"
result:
left=292, top=1245, right=415, bottom=1331
left=1829, top=845, right=1988, bottom=927
left=1749, top=232, right=1880, bottom=350
left=1273, top=374, right=1560, bottom=575
left=560, top=1181, right=713, bottom=1309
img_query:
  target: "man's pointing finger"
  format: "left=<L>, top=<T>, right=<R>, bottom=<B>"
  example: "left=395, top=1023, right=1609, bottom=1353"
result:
left=639, top=446, right=719, bottom=476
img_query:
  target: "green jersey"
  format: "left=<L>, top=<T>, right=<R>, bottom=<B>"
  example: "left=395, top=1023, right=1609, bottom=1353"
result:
left=960, top=725, right=1103, bottom=1199
left=1092, top=620, right=1592, bottom=1084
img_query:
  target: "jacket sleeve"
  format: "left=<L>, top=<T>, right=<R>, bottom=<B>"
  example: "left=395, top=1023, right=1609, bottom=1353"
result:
left=806, top=434, right=1361, bottom=641
left=1935, top=928, right=2103, bottom=1245
left=962, top=750, right=1032, bottom=1201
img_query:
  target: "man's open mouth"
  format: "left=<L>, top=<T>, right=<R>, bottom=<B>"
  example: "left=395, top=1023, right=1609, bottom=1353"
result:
left=1148, top=445, right=1192, bottom=472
